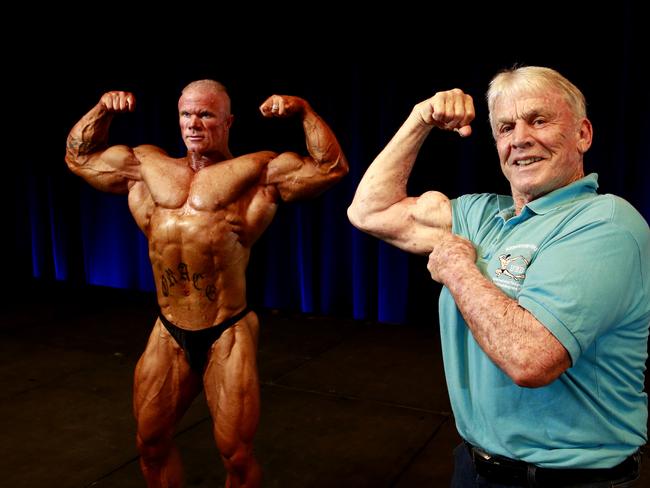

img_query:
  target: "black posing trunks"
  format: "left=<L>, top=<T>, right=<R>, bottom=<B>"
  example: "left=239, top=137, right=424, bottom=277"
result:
left=158, top=307, right=251, bottom=373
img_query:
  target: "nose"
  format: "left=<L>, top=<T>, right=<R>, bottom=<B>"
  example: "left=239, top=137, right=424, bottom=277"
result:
left=511, top=121, right=533, bottom=148
left=188, top=114, right=202, bottom=129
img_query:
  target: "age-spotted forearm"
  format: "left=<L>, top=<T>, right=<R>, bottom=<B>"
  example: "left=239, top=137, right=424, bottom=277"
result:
left=348, top=113, right=431, bottom=226
left=349, top=89, right=473, bottom=232
left=441, top=260, right=571, bottom=388
left=347, top=112, right=453, bottom=255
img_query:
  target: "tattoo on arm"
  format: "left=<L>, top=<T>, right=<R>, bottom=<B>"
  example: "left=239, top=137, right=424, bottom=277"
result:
left=66, top=137, right=105, bottom=156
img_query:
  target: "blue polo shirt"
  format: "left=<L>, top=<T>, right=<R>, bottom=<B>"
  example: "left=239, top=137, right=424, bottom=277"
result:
left=440, top=173, right=650, bottom=468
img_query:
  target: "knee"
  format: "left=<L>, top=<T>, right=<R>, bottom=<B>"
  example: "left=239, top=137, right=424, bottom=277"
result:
left=222, top=444, right=256, bottom=475
left=136, top=431, right=173, bottom=465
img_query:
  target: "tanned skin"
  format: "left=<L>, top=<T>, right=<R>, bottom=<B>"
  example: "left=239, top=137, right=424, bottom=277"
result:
left=65, top=82, right=348, bottom=488
left=348, top=87, right=593, bottom=388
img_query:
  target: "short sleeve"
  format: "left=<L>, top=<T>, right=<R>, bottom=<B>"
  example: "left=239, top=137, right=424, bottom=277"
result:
left=451, top=194, right=501, bottom=241
left=518, top=220, right=645, bottom=363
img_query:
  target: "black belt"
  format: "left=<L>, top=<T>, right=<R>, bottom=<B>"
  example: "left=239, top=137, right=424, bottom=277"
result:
left=465, top=441, right=641, bottom=487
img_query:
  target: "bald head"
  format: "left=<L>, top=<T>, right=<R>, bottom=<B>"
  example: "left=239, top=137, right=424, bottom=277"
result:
left=180, top=79, right=231, bottom=114
left=178, top=79, right=234, bottom=160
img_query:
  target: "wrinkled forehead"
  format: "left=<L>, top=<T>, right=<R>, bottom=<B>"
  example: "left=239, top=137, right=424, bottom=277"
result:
left=492, top=88, right=569, bottom=118
left=178, top=88, right=230, bottom=113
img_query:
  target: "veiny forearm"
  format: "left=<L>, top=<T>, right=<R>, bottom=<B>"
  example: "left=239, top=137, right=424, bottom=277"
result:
left=302, top=108, right=348, bottom=176
left=443, top=263, right=570, bottom=387
left=267, top=107, right=349, bottom=202
left=65, top=103, right=113, bottom=166
left=64, top=98, right=140, bottom=194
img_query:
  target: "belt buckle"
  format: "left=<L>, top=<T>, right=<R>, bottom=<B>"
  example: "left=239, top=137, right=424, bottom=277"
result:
left=472, top=445, right=494, bottom=462
left=468, top=443, right=530, bottom=485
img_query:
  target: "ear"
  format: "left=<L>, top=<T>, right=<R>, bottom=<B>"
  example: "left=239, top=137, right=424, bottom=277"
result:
left=225, top=114, right=234, bottom=129
left=576, top=117, right=593, bottom=154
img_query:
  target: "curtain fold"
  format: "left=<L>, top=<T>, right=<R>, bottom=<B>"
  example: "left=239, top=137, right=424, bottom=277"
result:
left=13, top=26, right=649, bottom=325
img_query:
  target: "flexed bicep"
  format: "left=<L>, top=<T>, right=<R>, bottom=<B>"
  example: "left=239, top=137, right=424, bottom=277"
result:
left=351, top=191, right=452, bottom=255
left=260, top=94, right=348, bottom=202
left=65, top=91, right=142, bottom=193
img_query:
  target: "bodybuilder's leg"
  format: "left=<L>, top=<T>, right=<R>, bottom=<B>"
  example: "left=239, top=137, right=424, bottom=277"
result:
left=134, top=319, right=202, bottom=488
left=204, top=312, right=261, bottom=488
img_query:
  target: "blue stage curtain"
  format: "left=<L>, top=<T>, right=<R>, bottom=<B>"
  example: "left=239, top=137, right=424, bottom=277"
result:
left=12, top=13, right=649, bottom=325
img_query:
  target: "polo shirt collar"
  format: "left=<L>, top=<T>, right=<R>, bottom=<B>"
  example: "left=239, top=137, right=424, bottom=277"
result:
left=526, top=173, right=599, bottom=215
left=495, top=173, right=599, bottom=221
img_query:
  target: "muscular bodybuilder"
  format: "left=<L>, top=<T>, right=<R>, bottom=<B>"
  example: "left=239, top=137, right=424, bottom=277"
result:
left=65, top=80, right=348, bottom=487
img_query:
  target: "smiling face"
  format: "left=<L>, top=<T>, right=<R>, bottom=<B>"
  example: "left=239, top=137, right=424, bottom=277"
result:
left=492, top=89, right=592, bottom=212
left=178, top=85, right=233, bottom=158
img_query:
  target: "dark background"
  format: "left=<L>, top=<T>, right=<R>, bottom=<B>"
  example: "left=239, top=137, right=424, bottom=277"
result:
left=6, top=6, right=648, bottom=326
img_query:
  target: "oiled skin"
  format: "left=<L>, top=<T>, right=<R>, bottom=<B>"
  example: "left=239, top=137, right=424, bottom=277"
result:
left=65, top=85, right=348, bottom=487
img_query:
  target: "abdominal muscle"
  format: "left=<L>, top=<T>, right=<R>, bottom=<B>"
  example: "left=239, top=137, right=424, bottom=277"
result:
left=148, top=205, right=251, bottom=330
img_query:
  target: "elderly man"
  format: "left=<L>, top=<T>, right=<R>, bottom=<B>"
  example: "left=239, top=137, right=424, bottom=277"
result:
left=348, top=66, right=648, bottom=487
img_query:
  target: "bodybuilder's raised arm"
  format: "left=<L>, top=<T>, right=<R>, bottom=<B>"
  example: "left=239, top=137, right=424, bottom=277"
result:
left=65, top=91, right=142, bottom=194
left=259, top=95, right=348, bottom=201
left=347, top=89, right=474, bottom=255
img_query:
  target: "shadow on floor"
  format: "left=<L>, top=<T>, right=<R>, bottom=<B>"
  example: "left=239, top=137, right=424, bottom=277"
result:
left=0, top=281, right=647, bottom=487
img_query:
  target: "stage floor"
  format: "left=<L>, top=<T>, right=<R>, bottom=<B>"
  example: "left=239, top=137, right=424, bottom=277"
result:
left=1, top=282, right=648, bottom=487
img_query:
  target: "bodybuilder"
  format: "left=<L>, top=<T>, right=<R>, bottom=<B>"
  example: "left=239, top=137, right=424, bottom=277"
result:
left=65, top=80, right=348, bottom=487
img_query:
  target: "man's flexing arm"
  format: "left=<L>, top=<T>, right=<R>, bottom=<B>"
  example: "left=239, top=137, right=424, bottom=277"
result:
left=65, top=91, right=142, bottom=193
left=348, top=89, right=473, bottom=255
left=259, top=95, right=348, bottom=202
